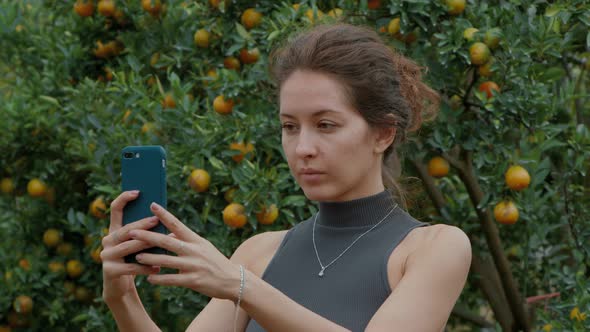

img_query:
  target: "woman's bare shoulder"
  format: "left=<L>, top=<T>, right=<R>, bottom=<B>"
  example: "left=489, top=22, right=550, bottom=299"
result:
left=231, top=229, right=291, bottom=277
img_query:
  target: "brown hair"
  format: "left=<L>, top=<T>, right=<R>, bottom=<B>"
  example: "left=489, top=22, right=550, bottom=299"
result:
left=268, top=23, right=440, bottom=208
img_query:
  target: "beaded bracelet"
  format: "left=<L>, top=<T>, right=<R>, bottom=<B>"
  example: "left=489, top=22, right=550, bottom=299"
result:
left=233, top=264, right=245, bottom=332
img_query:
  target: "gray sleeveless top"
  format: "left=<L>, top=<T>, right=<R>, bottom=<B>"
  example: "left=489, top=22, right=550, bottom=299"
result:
left=244, top=190, right=431, bottom=332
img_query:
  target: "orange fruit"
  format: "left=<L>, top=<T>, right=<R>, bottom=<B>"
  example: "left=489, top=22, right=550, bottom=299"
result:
left=66, top=260, right=84, bottom=279
left=505, top=165, right=531, bottom=191
left=478, top=57, right=494, bottom=77
left=223, top=203, right=248, bottom=228
left=478, top=81, right=500, bottom=98
left=12, top=296, right=33, bottom=314
left=229, top=142, right=254, bottom=163
left=484, top=28, right=502, bottom=49
left=43, top=229, right=61, bottom=248
left=48, top=261, right=65, bottom=273
left=494, top=200, right=519, bottom=225
left=305, top=9, right=324, bottom=23
left=90, top=246, right=102, bottom=263
left=18, top=259, right=30, bottom=271
left=387, top=18, right=400, bottom=36
left=27, top=178, right=47, bottom=197
left=207, top=69, right=218, bottom=79
left=427, top=156, right=450, bottom=178
left=213, top=95, right=234, bottom=115
left=194, top=29, right=210, bottom=48
left=188, top=169, right=211, bottom=193
left=209, top=0, right=228, bottom=9
left=1, top=178, right=14, bottom=194
left=327, top=8, right=343, bottom=18
left=150, top=52, right=160, bottom=67
left=141, top=0, right=162, bottom=16
left=368, top=0, right=381, bottom=9
left=224, top=187, right=237, bottom=203
left=463, top=27, right=479, bottom=41
left=241, top=8, right=262, bottom=30
left=64, top=281, right=76, bottom=297
left=57, top=242, right=74, bottom=256
left=446, top=0, right=465, bottom=15
left=292, top=3, right=300, bottom=11
left=97, top=0, right=115, bottom=17
left=469, top=42, right=491, bottom=65
left=161, top=93, right=176, bottom=109
left=256, top=204, right=279, bottom=225
left=142, top=122, right=155, bottom=134
left=239, top=48, right=260, bottom=64
left=75, top=286, right=93, bottom=303
left=223, top=56, right=241, bottom=70
left=122, top=109, right=132, bottom=123
left=114, top=8, right=126, bottom=24
left=104, top=67, right=113, bottom=81
left=74, top=0, right=94, bottom=17
left=89, top=196, right=108, bottom=219
left=449, top=94, right=462, bottom=110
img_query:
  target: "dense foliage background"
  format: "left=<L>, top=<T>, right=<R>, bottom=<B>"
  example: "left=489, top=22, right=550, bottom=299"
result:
left=0, top=0, right=589, bottom=331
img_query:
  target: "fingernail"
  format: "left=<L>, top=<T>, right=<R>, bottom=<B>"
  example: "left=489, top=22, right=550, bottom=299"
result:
left=130, top=190, right=140, bottom=195
left=149, top=217, right=159, bottom=224
left=135, top=254, right=143, bottom=261
left=129, top=230, right=137, bottom=238
left=151, top=202, right=160, bottom=211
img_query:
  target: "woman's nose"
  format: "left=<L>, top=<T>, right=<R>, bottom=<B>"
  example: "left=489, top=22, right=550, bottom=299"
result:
left=295, top=130, right=318, bottom=158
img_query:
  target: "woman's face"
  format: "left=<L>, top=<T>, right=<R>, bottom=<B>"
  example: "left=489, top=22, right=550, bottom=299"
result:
left=279, top=70, right=393, bottom=202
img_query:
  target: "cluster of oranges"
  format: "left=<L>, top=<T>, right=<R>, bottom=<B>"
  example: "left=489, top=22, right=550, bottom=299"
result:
left=493, top=165, right=531, bottom=225
left=187, top=150, right=279, bottom=230
left=426, top=157, right=531, bottom=225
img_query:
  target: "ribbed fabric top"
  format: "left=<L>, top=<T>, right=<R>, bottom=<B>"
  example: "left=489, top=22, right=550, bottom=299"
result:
left=244, top=189, right=430, bottom=332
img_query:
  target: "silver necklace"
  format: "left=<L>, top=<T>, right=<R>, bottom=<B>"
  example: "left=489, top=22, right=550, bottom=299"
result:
left=312, top=204, right=398, bottom=277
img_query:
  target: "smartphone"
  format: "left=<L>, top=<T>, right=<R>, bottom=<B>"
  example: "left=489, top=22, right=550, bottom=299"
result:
left=121, top=145, right=168, bottom=264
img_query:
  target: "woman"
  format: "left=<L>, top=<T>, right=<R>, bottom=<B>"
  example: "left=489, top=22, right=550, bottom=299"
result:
left=101, top=23, right=472, bottom=332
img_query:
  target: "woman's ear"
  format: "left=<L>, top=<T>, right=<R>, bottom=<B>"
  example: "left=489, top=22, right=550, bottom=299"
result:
left=373, top=126, right=397, bottom=154
left=373, top=114, right=397, bottom=154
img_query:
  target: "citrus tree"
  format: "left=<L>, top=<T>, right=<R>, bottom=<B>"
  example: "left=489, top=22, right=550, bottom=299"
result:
left=0, top=0, right=588, bottom=331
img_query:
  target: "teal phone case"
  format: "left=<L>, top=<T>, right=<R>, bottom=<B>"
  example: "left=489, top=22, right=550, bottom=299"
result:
left=121, top=145, right=168, bottom=264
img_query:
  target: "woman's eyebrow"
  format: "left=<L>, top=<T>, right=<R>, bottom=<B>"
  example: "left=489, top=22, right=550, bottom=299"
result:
left=279, top=109, right=340, bottom=118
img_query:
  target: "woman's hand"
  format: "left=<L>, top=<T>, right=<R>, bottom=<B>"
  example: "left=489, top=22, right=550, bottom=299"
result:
left=101, top=191, right=163, bottom=302
left=127, top=202, right=242, bottom=302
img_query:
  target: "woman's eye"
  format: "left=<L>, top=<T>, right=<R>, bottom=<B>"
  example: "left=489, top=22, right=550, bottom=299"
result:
left=281, top=124, right=296, bottom=131
left=318, top=122, right=335, bottom=129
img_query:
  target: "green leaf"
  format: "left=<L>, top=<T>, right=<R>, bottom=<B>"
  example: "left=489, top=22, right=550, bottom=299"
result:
left=39, top=95, right=60, bottom=107
left=235, top=23, right=252, bottom=41
left=208, top=156, right=225, bottom=170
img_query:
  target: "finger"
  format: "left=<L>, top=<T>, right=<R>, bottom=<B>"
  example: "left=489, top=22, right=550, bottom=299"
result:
left=129, top=229, right=185, bottom=255
left=150, top=203, right=200, bottom=242
left=104, top=215, right=159, bottom=247
left=101, top=238, right=155, bottom=261
left=109, top=191, right=140, bottom=231
left=104, top=261, right=160, bottom=278
left=135, top=253, right=193, bottom=271
left=147, top=273, right=189, bottom=286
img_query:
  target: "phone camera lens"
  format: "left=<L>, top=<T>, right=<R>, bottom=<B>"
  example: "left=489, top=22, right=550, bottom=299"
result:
left=124, top=152, right=134, bottom=158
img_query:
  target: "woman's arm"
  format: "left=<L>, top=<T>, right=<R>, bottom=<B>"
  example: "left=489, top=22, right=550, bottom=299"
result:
left=364, top=225, right=472, bottom=332
left=239, top=269, right=352, bottom=332
left=105, top=287, right=161, bottom=332
left=186, top=231, right=351, bottom=332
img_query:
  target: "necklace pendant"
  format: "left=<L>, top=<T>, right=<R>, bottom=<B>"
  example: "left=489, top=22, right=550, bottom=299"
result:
left=318, top=268, right=325, bottom=277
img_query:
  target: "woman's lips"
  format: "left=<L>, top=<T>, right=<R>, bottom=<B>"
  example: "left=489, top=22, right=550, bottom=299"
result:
left=300, top=173, right=324, bottom=183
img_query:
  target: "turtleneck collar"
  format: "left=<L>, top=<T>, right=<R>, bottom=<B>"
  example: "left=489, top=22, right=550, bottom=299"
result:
left=317, top=189, right=401, bottom=228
